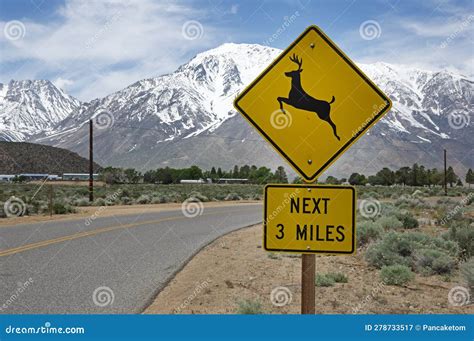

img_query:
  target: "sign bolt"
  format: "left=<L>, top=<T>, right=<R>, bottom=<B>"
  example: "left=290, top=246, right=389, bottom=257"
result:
left=307, top=159, right=312, bottom=165
left=310, top=43, right=315, bottom=49
left=307, top=246, right=310, bottom=250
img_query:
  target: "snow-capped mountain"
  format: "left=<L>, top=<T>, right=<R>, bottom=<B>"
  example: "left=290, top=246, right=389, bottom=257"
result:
left=3, top=43, right=473, bottom=177
left=0, top=80, right=81, bottom=141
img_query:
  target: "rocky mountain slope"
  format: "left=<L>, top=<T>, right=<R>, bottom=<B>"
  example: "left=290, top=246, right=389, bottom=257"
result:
left=0, top=80, right=81, bottom=141
left=0, top=141, right=100, bottom=174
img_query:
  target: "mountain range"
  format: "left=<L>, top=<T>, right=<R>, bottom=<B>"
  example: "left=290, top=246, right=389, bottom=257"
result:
left=1, top=43, right=472, bottom=178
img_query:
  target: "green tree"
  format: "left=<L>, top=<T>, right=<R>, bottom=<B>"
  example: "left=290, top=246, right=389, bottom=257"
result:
left=446, top=166, right=458, bottom=187
left=466, top=169, right=474, bottom=188
left=375, top=167, right=395, bottom=186
left=348, top=173, right=366, bottom=185
left=395, top=167, right=410, bottom=186
left=239, top=165, right=251, bottom=178
left=124, top=168, right=141, bottom=183
left=232, top=165, right=240, bottom=178
left=325, top=176, right=339, bottom=184
left=210, top=167, right=217, bottom=179
left=411, top=163, right=419, bottom=186
left=274, top=166, right=288, bottom=183
left=217, top=167, right=223, bottom=178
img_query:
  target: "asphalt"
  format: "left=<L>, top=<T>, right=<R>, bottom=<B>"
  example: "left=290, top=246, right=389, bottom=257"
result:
left=0, top=203, right=262, bottom=314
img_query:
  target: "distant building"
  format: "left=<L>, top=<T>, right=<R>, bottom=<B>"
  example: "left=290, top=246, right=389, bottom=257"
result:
left=216, top=178, right=248, bottom=184
left=62, top=173, right=99, bottom=181
left=180, top=178, right=213, bottom=184
left=20, top=173, right=49, bottom=181
left=0, top=175, right=15, bottom=182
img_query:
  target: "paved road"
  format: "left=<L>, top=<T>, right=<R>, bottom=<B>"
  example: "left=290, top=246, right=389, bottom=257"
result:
left=0, top=203, right=262, bottom=314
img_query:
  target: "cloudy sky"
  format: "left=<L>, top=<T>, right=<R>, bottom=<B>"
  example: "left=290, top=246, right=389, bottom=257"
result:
left=0, top=0, right=472, bottom=101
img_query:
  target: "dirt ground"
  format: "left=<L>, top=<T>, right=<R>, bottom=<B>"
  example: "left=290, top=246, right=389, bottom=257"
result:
left=0, top=201, right=260, bottom=227
left=145, top=224, right=473, bottom=315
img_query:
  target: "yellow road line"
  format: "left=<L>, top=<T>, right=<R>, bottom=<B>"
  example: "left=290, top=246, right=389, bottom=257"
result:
left=0, top=208, right=246, bottom=258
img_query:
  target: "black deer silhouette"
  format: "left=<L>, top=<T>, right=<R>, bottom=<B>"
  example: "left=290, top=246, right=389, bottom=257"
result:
left=277, top=54, right=340, bottom=140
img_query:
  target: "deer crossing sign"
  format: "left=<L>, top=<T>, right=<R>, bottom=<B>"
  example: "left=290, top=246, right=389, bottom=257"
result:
left=264, top=184, right=355, bottom=254
left=234, top=25, right=392, bottom=181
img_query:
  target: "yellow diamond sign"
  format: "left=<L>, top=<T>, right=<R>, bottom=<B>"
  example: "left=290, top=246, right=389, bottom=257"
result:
left=234, top=25, right=392, bottom=181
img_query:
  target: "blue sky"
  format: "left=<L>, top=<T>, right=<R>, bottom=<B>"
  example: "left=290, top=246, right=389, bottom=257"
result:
left=0, top=0, right=472, bottom=101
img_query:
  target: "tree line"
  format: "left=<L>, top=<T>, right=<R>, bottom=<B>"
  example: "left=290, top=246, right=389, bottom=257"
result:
left=329, top=164, right=473, bottom=187
left=96, top=163, right=474, bottom=187
left=100, top=165, right=289, bottom=185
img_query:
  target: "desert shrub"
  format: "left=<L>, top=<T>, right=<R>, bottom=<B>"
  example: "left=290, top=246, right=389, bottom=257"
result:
left=444, top=221, right=474, bottom=259
left=437, top=197, right=458, bottom=205
left=380, top=265, right=414, bottom=286
left=415, top=248, right=456, bottom=275
left=225, top=193, right=242, bottom=201
left=93, top=198, right=108, bottom=206
left=360, top=191, right=380, bottom=200
left=151, top=195, right=169, bottom=204
left=396, top=211, right=419, bottom=229
left=357, top=221, right=383, bottom=247
left=376, top=215, right=403, bottom=229
left=236, top=299, right=264, bottom=314
left=366, top=231, right=459, bottom=270
left=74, top=198, right=91, bottom=206
left=188, top=192, right=209, bottom=202
left=461, top=258, right=474, bottom=295
left=136, top=194, right=151, bottom=204
left=326, top=272, right=348, bottom=283
left=315, top=274, right=335, bottom=287
left=120, top=196, right=132, bottom=205
left=53, top=203, right=75, bottom=214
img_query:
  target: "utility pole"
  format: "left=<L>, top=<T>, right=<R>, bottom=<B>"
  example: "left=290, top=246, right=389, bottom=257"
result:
left=444, top=149, right=447, bottom=196
left=89, top=119, right=94, bottom=202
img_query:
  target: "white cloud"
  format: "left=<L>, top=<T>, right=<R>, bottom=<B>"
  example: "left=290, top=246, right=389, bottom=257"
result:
left=0, top=0, right=223, bottom=101
left=53, top=77, right=74, bottom=92
left=341, top=8, right=474, bottom=77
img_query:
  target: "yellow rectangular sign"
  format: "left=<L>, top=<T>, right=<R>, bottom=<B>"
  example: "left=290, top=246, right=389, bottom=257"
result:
left=264, top=184, right=355, bottom=254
